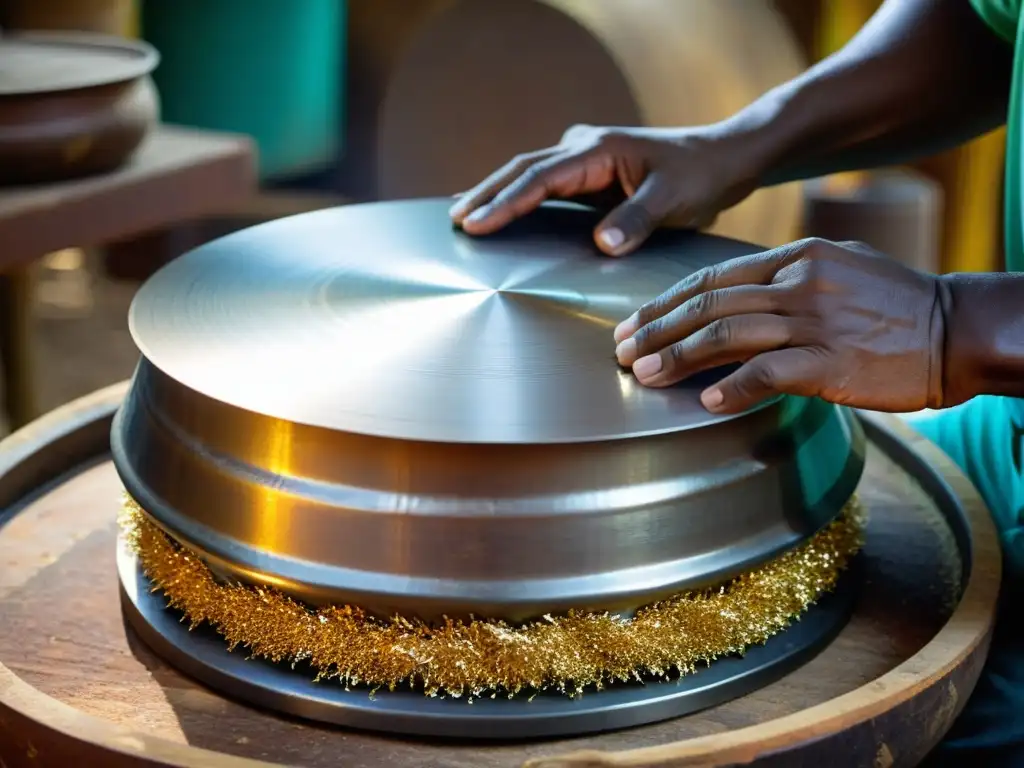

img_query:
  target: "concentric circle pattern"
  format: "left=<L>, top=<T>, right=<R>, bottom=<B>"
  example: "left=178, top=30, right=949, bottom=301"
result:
left=129, top=199, right=762, bottom=443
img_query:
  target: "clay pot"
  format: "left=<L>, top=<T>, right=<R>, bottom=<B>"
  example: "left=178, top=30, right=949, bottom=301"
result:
left=0, top=31, right=159, bottom=186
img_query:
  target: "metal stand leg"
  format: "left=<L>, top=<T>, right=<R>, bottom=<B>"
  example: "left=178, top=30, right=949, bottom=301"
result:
left=0, top=267, right=38, bottom=431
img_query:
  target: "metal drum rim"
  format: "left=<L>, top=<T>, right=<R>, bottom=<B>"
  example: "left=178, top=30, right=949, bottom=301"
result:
left=110, top=386, right=866, bottom=621
left=124, top=198, right=783, bottom=446
left=112, top=199, right=866, bottom=621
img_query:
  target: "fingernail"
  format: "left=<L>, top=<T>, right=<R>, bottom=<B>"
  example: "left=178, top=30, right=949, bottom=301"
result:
left=613, top=313, right=639, bottom=343
left=701, top=387, right=724, bottom=411
left=599, top=227, right=625, bottom=252
left=615, top=337, right=637, bottom=365
left=449, top=201, right=467, bottom=218
left=633, top=354, right=662, bottom=380
left=464, top=207, right=488, bottom=224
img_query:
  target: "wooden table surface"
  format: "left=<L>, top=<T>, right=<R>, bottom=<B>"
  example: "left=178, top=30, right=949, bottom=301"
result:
left=0, top=124, right=255, bottom=268
left=0, top=124, right=255, bottom=431
left=0, top=390, right=1003, bottom=767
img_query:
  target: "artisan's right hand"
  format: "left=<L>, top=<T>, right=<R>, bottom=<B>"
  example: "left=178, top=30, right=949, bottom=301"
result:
left=449, top=124, right=760, bottom=256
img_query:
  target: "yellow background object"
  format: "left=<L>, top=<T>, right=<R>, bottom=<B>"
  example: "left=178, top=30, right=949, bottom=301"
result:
left=0, top=0, right=138, bottom=36
left=124, top=0, right=138, bottom=37
left=819, top=0, right=1005, bottom=272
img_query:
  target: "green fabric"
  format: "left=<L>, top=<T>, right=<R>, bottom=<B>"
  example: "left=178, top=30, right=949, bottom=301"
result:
left=971, top=0, right=1023, bottom=42
left=908, top=2, right=1024, bottom=764
left=983, top=0, right=1024, bottom=274
left=970, top=0, right=1023, bottom=273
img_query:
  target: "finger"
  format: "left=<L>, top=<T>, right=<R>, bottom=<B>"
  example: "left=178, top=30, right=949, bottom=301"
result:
left=613, top=254, right=781, bottom=343
left=458, top=150, right=606, bottom=235
left=616, top=284, right=784, bottom=366
left=563, top=188, right=628, bottom=212
left=449, top=149, right=556, bottom=224
left=452, top=188, right=614, bottom=207
left=630, top=315, right=795, bottom=387
left=700, top=347, right=823, bottom=414
left=560, top=123, right=596, bottom=143
left=592, top=171, right=677, bottom=256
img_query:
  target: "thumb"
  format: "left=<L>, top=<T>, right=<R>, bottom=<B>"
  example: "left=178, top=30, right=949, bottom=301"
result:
left=593, top=172, right=677, bottom=256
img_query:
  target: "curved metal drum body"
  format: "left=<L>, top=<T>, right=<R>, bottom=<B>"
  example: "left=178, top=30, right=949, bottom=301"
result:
left=111, top=199, right=864, bottom=622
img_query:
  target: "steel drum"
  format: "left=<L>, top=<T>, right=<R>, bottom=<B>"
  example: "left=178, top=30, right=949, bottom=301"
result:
left=111, top=198, right=864, bottom=624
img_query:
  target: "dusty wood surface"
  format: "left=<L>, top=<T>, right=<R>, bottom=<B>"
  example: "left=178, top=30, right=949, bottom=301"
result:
left=0, top=388, right=1003, bottom=767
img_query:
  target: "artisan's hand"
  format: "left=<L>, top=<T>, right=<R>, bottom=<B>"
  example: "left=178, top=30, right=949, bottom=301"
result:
left=613, top=238, right=950, bottom=414
left=449, top=124, right=758, bottom=256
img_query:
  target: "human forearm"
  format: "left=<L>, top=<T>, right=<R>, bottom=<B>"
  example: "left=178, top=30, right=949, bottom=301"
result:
left=940, top=274, right=1024, bottom=404
left=711, top=0, right=1012, bottom=187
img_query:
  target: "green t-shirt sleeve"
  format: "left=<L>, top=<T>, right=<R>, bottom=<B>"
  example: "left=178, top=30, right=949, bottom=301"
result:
left=971, top=0, right=1022, bottom=42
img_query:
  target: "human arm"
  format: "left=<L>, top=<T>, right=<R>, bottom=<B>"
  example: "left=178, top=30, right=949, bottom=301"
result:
left=451, top=0, right=1013, bottom=254
left=728, top=0, right=1013, bottom=185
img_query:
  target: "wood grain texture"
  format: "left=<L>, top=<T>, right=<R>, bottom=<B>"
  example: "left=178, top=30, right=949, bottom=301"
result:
left=0, top=388, right=1002, bottom=767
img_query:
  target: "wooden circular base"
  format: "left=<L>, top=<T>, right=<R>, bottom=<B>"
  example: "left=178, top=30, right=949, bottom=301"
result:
left=0, top=384, right=1001, bottom=767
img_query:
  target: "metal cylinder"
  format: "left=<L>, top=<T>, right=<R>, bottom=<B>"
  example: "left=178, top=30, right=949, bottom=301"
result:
left=111, top=199, right=864, bottom=622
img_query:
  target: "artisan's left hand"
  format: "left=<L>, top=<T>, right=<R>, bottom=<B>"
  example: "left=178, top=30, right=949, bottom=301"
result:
left=614, top=238, right=950, bottom=414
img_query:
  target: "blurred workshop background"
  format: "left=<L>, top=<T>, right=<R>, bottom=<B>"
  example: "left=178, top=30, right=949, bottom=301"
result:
left=0, top=0, right=1007, bottom=436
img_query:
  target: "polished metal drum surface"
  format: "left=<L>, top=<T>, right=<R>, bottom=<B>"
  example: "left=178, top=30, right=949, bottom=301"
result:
left=127, top=199, right=772, bottom=443
left=111, top=198, right=864, bottom=622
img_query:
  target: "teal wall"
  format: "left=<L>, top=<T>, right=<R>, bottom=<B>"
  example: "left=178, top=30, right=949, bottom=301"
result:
left=142, top=0, right=345, bottom=180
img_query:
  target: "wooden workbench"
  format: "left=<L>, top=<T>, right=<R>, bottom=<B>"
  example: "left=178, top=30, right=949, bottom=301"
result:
left=0, top=392, right=1001, bottom=767
left=0, top=124, right=255, bottom=429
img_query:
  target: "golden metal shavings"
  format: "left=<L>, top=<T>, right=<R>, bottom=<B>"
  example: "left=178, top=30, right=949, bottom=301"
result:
left=119, top=495, right=865, bottom=700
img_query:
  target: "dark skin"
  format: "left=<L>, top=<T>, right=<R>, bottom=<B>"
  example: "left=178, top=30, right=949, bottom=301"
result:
left=450, top=0, right=1024, bottom=415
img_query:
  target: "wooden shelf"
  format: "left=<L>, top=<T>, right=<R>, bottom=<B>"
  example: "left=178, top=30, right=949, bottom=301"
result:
left=0, top=124, right=256, bottom=270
